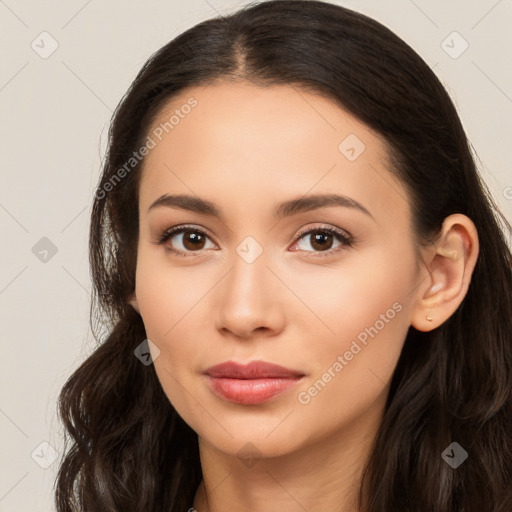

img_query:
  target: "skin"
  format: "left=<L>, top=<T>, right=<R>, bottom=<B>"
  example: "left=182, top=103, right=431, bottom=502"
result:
left=129, top=81, right=479, bottom=512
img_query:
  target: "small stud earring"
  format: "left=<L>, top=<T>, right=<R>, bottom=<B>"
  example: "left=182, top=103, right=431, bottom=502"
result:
left=426, top=315, right=433, bottom=322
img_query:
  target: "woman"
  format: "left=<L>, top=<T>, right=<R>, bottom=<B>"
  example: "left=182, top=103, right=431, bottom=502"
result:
left=55, top=1, right=512, bottom=511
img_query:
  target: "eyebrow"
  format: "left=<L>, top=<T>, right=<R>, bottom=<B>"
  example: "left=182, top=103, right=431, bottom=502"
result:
left=147, top=193, right=374, bottom=220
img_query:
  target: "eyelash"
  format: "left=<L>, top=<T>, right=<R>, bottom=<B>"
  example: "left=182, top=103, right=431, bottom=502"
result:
left=153, top=224, right=355, bottom=258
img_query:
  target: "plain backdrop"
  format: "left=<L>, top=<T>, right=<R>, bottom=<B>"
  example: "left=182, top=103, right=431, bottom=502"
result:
left=0, top=0, right=511, bottom=510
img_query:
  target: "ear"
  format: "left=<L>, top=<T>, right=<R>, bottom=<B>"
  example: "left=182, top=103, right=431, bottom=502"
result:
left=128, top=291, right=140, bottom=314
left=411, top=214, right=479, bottom=332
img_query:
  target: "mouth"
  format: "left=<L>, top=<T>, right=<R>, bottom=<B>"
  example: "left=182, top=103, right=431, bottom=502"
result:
left=204, top=360, right=306, bottom=405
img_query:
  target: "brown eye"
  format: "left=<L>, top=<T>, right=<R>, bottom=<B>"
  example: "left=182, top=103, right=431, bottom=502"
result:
left=309, top=231, right=335, bottom=251
left=292, top=225, right=353, bottom=257
left=181, top=231, right=207, bottom=251
left=158, top=226, right=216, bottom=255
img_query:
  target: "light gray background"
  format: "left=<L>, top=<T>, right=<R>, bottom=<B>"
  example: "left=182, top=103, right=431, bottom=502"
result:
left=1, top=0, right=511, bottom=510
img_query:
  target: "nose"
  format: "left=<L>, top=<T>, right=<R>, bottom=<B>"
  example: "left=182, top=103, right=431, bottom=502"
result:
left=214, top=251, right=286, bottom=340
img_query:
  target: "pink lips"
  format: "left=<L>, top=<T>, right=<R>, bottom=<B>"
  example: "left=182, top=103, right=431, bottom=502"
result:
left=204, top=360, right=305, bottom=405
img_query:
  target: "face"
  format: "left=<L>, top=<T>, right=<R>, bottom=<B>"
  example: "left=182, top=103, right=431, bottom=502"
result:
left=131, top=82, right=424, bottom=460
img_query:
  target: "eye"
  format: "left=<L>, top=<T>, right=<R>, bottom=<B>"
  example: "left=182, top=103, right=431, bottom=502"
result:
left=154, top=225, right=217, bottom=256
left=290, top=225, right=354, bottom=257
left=153, top=223, right=354, bottom=258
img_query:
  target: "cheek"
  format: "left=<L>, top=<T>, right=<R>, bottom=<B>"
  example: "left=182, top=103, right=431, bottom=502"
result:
left=134, top=251, right=213, bottom=380
left=296, top=243, right=415, bottom=341
left=134, top=258, right=205, bottom=412
left=294, top=298, right=409, bottom=433
left=294, top=245, right=415, bottom=397
left=134, top=250, right=211, bottom=338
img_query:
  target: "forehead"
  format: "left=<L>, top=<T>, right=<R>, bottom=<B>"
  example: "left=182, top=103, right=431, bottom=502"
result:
left=137, top=81, right=409, bottom=225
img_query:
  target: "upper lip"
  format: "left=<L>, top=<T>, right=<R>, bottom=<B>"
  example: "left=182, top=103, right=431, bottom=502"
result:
left=204, top=360, right=305, bottom=379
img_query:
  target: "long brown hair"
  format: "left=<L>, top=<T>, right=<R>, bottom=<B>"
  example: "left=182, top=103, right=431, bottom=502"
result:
left=55, top=1, right=512, bottom=510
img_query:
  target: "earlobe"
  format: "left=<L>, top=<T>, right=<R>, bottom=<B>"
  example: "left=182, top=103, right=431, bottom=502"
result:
left=411, top=214, right=479, bottom=332
left=128, top=292, right=140, bottom=314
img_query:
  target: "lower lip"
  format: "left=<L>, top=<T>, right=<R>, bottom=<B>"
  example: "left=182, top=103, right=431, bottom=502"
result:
left=205, top=376, right=303, bottom=405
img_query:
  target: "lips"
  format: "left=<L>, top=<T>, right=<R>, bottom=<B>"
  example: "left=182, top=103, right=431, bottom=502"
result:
left=204, top=360, right=305, bottom=405
left=205, top=360, right=305, bottom=379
